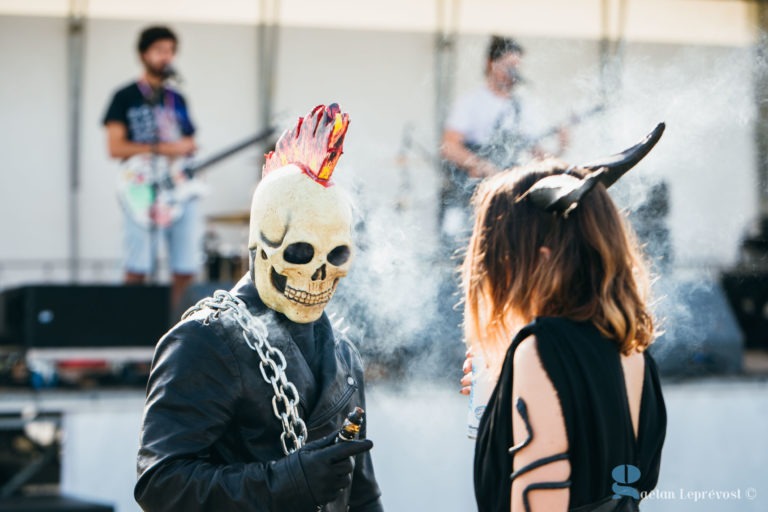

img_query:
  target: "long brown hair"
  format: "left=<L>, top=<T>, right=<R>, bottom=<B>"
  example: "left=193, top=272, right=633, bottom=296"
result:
left=462, top=160, right=655, bottom=365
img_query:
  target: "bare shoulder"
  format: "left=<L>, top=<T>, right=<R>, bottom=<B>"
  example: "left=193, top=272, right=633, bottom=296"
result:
left=513, top=335, right=540, bottom=365
left=511, top=335, right=567, bottom=449
left=513, top=336, right=548, bottom=392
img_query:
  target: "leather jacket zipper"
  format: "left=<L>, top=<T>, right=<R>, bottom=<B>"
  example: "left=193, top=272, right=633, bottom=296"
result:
left=307, top=383, right=356, bottom=431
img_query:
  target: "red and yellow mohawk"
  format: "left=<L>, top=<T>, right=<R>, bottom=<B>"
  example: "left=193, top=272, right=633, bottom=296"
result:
left=263, top=103, right=350, bottom=187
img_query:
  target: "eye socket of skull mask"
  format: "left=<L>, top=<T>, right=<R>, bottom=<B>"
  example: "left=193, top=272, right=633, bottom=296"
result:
left=328, top=245, right=351, bottom=266
left=283, top=242, right=314, bottom=264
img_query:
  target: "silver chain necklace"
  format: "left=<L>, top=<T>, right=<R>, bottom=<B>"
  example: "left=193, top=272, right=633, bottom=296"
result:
left=182, top=290, right=308, bottom=455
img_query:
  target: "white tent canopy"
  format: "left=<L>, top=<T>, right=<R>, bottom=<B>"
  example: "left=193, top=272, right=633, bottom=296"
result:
left=0, top=0, right=757, bottom=46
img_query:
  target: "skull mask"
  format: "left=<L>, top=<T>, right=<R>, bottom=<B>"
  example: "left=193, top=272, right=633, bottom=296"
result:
left=249, top=166, right=353, bottom=323
left=248, top=104, right=353, bottom=324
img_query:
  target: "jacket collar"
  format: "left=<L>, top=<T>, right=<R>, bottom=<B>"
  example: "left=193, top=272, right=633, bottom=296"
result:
left=229, top=274, right=356, bottom=433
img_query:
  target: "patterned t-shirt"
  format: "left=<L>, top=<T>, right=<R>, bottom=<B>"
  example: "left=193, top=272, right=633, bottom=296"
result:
left=102, top=81, right=195, bottom=145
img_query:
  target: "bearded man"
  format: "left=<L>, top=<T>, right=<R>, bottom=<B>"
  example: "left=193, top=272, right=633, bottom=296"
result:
left=103, top=26, right=200, bottom=311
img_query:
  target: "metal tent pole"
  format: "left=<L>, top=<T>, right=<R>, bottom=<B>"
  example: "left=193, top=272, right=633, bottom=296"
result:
left=598, top=0, right=627, bottom=104
left=433, top=0, right=460, bottom=243
left=434, top=0, right=459, bottom=144
left=67, top=0, right=87, bottom=283
left=256, top=0, right=281, bottom=182
left=755, top=2, right=768, bottom=222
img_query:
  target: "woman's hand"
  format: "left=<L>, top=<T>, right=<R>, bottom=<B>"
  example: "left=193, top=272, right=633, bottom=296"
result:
left=460, top=350, right=473, bottom=395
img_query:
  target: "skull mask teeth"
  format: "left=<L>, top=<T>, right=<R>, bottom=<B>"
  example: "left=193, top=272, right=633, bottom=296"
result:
left=269, top=265, right=339, bottom=307
left=272, top=273, right=334, bottom=306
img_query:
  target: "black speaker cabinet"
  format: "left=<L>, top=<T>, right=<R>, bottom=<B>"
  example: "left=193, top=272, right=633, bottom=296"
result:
left=721, top=270, right=768, bottom=349
left=649, top=276, right=744, bottom=377
left=0, top=495, right=113, bottom=511
left=0, top=285, right=170, bottom=349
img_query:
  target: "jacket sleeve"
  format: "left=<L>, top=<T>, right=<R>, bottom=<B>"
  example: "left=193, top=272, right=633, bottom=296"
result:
left=349, top=451, right=384, bottom=512
left=134, top=321, right=315, bottom=512
left=345, top=343, right=384, bottom=512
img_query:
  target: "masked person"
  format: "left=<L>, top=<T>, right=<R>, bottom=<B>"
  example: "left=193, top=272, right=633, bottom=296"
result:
left=466, top=125, right=668, bottom=512
left=135, top=104, right=383, bottom=512
left=103, top=26, right=200, bottom=312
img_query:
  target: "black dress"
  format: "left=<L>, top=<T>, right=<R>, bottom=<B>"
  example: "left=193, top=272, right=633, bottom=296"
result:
left=474, top=317, right=667, bottom=512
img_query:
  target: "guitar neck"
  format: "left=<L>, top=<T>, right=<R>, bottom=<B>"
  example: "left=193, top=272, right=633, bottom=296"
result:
left=531, top=104, right=605, bottom=142
left=452, top=103, right=605, bottom=171
left=186, top=126, right=275, bottom=176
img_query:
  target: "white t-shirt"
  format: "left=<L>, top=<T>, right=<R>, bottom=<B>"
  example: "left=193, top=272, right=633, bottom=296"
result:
left=445, top=84, right=541, bottom=149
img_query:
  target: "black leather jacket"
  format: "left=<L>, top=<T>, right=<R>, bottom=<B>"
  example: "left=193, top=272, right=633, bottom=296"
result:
left=135, top=276, right=383, bottom=512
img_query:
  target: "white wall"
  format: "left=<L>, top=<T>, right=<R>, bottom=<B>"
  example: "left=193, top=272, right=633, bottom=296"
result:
left=0, top=17, right=70, bottom=265
left=0, top=16, right=760, bottom=289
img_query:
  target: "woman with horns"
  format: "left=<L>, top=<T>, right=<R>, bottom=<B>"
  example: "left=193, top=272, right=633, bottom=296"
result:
left=463, top=124, right=668, bottom=511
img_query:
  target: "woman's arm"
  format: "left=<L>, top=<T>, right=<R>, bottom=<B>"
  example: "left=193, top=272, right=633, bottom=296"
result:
left=510, top=336, right=571, bottom=512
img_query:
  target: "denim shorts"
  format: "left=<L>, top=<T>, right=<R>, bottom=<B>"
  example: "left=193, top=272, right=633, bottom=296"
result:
left=123, top=199, right=203, bottom=275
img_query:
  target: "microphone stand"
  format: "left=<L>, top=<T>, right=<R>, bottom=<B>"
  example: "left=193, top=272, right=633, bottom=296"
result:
left=147, top=66, right=180, bottom=284
left=146, top=88, right=162, bottom=285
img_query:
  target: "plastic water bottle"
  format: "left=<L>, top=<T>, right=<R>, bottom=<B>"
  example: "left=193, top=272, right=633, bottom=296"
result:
left=466, top=352, right=494, bottom=439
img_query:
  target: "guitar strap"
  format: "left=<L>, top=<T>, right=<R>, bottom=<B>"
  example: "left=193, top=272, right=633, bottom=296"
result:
left=483, top=95, right=526, bottom=169
left=438, top=95, right=527, bottom=242
left=136, top=78, right=180, bottom=147
left=137, top=79, right=176, bottom=112
left=490, top=95, right=521, bottom=138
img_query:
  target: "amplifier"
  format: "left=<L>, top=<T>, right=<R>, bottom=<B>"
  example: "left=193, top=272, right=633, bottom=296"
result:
left=721, top=270, right=768, bottom=349
left=649, top=276, right=744, bottom=376
left=0, top=285, right=170, bottom=350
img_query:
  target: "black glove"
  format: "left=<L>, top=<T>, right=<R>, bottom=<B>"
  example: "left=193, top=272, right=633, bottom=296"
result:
left=296, top=432, right=373, bottom=506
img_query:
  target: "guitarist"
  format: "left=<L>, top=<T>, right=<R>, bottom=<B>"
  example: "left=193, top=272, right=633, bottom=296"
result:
left=440, top=35, right=569, bottom=248
left=102, top=25, right=200, bottom=312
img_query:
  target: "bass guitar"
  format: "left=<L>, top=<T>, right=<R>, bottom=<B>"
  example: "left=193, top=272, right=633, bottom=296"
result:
left=441, top=103, right=606, bottom=209
left=118, top=127, right=275, bottom=228
left=439, top=103, right=605, bottom=222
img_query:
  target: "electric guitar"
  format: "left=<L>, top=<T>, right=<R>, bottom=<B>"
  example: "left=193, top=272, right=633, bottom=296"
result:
left=441, top=103, right=606, bottom=210
left=118, top=127, right=275, bottom=228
